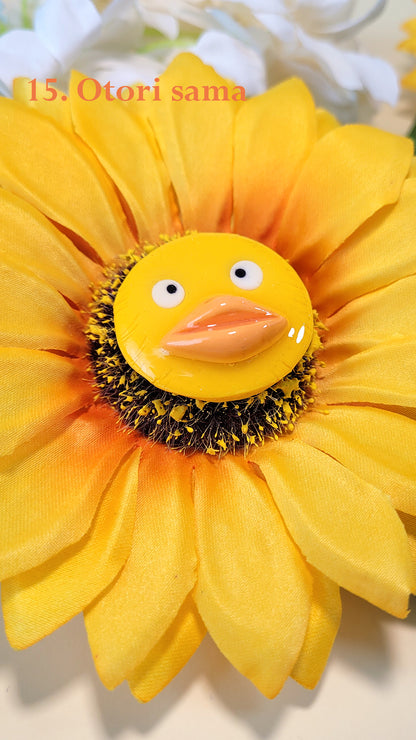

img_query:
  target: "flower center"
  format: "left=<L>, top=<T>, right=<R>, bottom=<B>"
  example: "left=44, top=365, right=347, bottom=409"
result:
left=85, top=235, right=323, bottom=455
left=113, top=233, right=315, bottom=401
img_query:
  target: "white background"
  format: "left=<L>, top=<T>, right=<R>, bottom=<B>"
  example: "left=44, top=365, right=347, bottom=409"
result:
left=2, top=1, right=416, bottom=738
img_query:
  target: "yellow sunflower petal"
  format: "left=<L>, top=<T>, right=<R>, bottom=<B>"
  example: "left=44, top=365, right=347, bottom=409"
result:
left=276, top=126, right=413, bottom=274
left=128, top=594, right=206, bottom=703
left=291, top=567, right=341, bottom=689
left=193, top=454, right=312, bottom=699
left=0, top=255, right=85, bottom=353
left=84, top=445, right=197, bottom=689
left=0, top=98, right=133, bottom=262
left=320, top=339, right=416, bottom=408
left=70, top=72, right=175, bottom=244
left=2, top=447, right=140, bottom=649
left=311, top=177, right=416, bottom=318
left=297, top=406, right=416, bottom=516
left=233, top=78, right=316, bottom=244
left=142, top=53, right=237, bottom=231
left=407, top=157, right=416, bottom=178
left=398, top=512, right=416, bottom=587
left=0, top=406, right=133, bottom=580
left=402, top=69, right=416, bottom=90
left=316, top=108, right=339, bottom=138
left=252, top=439, right=414, bottom=617
left=400, top=18, right=416, bottom=51
left=0, top=349, right=91, bottom=456
left=0, top=189, right=100, bottom=306
left=13, top=77, right=73, bottom=131
left=323, top=275, right=416, bottom=364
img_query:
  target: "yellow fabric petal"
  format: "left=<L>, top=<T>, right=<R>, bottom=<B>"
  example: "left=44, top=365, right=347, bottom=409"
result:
left=323, top=275, right=416, bottom=364
left=0, top=349, right=92, bottom=456
left=142, top=53, right=237, bottom=231
left=320, top=339, right=416, bottom=408
left=0, top=405, right=133, bottom=580
left=297, top=406, right=416, bottom=516
left=0, top=255, right=85, bottom=353
left=0, top=98, right=133, bottom=262
left=408, top=157, right=416, bottom=178
left=398, top=512, right=416, bottom=588
left=84, top=445, right=197, bottom=689
left=400, top=19, right=416, bottom=51
left=233, top=78, right=316, bottom=244
left=193, top=454, right=312, bottom=699
left=2, top=446, right=140, bottom=649
left=13, top=77, right=73, bottom=131
left=0, top=189, right=100, bottom=307
left=291, top=567, right=341, bottom=689
left=70, top=72, right=175, bottom=244
left=128, top=594, right=206, bottom=702
left=316, top=108, right=339, bottom=138
left=311, top=177, right=416, bottom=318
left=402, top=69, right=416, bottom=90
left=276, top=126, right=413, bottom=275
left=252, top=439, right=414, bottom=617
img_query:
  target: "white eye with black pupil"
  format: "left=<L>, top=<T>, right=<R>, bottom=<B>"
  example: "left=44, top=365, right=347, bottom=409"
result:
left=230, top=260, right=263, bottom=290
left=152, top=279, right=185, bottom=308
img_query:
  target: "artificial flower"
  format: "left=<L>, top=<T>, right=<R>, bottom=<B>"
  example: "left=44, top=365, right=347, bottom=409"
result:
left=1, top=54, right=416, bottom=703
left=0, top=0, right=398, bottom=123
left=192, top=0, right=398, bottom=120
left=400, top=6, right=416, bottom=91
left=0, top=0, right=208, bottom=92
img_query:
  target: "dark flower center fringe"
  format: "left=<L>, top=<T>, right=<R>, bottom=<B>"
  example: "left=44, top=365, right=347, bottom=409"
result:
left=85, top=247, right=323, bottom=456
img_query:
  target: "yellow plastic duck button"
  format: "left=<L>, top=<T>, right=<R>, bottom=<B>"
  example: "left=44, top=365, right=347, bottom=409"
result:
left=114, top=233, right=313, bottom=401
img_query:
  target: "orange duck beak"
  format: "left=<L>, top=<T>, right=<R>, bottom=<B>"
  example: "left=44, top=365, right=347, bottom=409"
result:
left=161, top=295, right=288, bottom=364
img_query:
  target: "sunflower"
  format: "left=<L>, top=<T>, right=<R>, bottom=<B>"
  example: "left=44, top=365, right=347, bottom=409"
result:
left=0, top=54, right=416, bottom=704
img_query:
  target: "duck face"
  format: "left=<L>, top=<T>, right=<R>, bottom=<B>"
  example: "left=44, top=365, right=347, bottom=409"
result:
left=114, top=233, right=313, bottom=401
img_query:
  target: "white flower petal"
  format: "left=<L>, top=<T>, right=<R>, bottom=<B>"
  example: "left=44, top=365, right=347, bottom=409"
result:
left=0, top=79, right=11, bottom=97
left=0, top=29, right=59, bottom=89
left=220, top=0, right=285, bottom=12
left=140, top=9, right=179, bottom=39
left=34, top=0, right=101, bottom=68
left=98, top=0, right=145, bottom=49
left=295, top=0, right=355, bottom=27
left=322, top=0, right=387, bottom=39
left=296, top=28, right=363, bottom=90
left=192, top=30, right=266, bottom=96
left=269, top=53, right=356, bottom=107
left=255, top=13, right=297, bottom=44
left=142, top=1, right=212, bottom=30
left=344, top=51, right=399, bottom=106
left=208, top=8, right=260, bottom=46
left=78, top=49, right=163, bottom=87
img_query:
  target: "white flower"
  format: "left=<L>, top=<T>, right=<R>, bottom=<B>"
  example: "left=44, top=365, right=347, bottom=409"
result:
left=0, top=0, right=398, bottom=122
left=191, top=0, right=399, bottom=121
left=0, top=0, right=204, bottom=91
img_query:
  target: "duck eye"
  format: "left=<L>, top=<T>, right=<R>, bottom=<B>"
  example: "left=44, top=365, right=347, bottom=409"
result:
left=230, top=260, right=263, bottom=290
left=152, top=279, right=185, bottom=308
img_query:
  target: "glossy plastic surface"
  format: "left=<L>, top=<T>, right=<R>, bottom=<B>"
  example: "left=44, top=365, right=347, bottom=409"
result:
left=114, top=233, right=313, bottom=401
left=161, top=294, right=288, bottom=363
